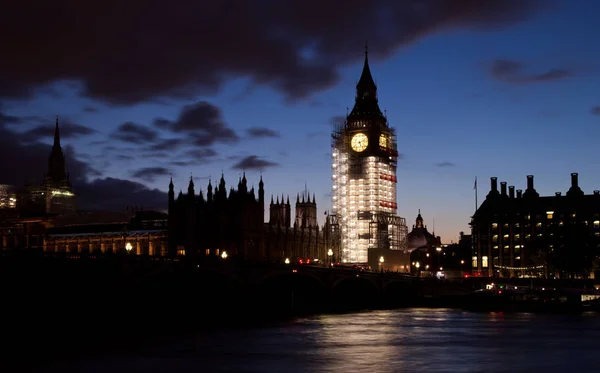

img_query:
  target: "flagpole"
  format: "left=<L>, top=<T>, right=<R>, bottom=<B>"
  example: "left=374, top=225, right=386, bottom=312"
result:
left=474, top=176, right=478, bottom=213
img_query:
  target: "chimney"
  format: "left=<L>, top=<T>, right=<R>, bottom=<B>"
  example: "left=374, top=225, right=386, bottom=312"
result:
left=500, top=182, right=507, bottom=197
left=516, top=189, right=522, bottom=198
left=571, top=173, right=579, bottom=188
left=527, top=175, right=534, bottom=190
left=509, top=186, right=515, bottom=199
left=555, top=192, right=562, bottom=196
left=490, top=177, right=498, bottom=192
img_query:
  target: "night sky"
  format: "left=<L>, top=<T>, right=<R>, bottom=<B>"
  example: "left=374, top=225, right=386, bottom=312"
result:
left=1, top=0, right=599, bottom=242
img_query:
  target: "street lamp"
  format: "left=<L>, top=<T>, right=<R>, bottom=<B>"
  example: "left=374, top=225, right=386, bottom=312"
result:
left=379, top=256, right=384, bottom=272
left=436, top=246, right=442, bottom=270
left=285, top=258, right=290, bottom=264
left=221, top=251, right=228, bottom=259
left=125, top=242, right=132, bottom=253
left=327, top=249, right=333, bottom=267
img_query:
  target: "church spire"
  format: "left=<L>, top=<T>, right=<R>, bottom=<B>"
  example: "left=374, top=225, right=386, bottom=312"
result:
left=54, top=116, right=61, bottom=148
left=47, top=116, right=68, bottom=184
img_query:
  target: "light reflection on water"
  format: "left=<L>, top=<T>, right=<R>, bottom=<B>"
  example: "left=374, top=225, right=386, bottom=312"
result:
left=49, top=309, right=600, bottom=373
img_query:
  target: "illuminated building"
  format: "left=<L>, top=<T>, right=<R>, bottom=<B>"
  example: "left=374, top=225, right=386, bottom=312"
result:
left=0, top=185, right=17, bottom=209
left=19, top=118, right=77, bottom=215
left=331, top=47, right=407, bottom=264
left=471, top=173, right=600, bottom=278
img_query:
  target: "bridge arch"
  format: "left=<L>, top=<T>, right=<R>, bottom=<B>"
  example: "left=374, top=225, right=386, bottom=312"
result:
left=255, top=269, right=328, bottom=314
left=332, top=275, right=381, bottom=310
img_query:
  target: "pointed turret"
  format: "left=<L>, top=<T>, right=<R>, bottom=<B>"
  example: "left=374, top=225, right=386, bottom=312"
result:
left=286, top=195, right=290, bottom=206
left=312, top=193, right=316, bottom=204
left=168, top=175, right=175, bottom=206
left=207, top=178, right=213, bottom=202
left=347, top=43, right=385, bottom=122
left=241, top=172, right=247, bottom=192
left=270, top=195, right=274, bottom=205
left=188, top=175, right=195, bottom=197
left=258, top=174, right=264, bottom=205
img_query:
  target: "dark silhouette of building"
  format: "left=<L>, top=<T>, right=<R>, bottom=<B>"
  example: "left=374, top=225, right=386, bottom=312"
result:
left=471, top=173, right=600, bottom=279
left=407, top=210, right=441, bottom=252
left=168, top=173, right=265, bottom=259
left=331, top=45, right=407, bottom=265
left=168, top=175, right=336, bottom=263
left=18, top=118, right=77, bottom=215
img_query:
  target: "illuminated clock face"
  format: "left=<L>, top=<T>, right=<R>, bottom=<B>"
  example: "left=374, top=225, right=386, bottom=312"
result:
left=351, top=133, right=368, bottom=152
left=379, top=134, right=387, bottom=148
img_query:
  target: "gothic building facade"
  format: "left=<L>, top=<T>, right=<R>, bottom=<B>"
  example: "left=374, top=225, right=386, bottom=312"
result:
left=168, top=173, right=265, bottom=259
left=168, top=176, right=335, bottom=263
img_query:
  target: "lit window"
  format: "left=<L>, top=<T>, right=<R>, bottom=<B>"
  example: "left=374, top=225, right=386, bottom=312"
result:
left=205, top=249, right=210, bottom=256
left=482, top=256, right=489, bottom=268
left=472, top=256, right=478, bottom=268
left=546, top=211, right=554, bottom=219
left=492, top=223, right=498, bottom=228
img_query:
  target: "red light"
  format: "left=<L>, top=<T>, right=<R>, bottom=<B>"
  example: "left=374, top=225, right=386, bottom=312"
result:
left=299, top=259, right=303, bottom=264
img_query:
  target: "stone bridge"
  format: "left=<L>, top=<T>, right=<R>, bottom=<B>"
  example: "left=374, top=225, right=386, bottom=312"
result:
left=1, top=252, right=421, bottom=316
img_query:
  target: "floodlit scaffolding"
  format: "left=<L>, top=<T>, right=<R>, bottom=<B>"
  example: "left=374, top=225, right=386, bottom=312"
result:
left=332, top=120, right=408, bottom=264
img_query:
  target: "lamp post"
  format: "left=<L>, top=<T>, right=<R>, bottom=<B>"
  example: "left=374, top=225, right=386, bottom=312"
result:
left=125, top=242, right=132, bottom=254
left=415, top=261, right=420, bottom=276
left=327, top=249, right=333, bottom=267
left=285, top=257, right=290, bottom=264
left=221, top=251, right=228, bottom=259
left=379, top=256, right=384, bottom=273
left=436, top=246, right=442, bottom=271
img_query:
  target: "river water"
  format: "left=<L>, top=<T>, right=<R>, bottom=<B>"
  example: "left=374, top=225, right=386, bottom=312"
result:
left=46, top=309, right=599, bottom=373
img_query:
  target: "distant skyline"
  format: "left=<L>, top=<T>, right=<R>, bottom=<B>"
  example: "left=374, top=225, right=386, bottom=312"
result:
left=1, top=0, right=600, bottom=242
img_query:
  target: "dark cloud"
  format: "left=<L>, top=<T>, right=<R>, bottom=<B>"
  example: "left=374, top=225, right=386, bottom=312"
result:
left=116, top=155, right=134, bottom=161
left=140, top=152, right=170, bottom=159
left=231, top=155, right=279, bottom=171
left=329, top=115, right=346, bottom=127
left=170, top=161, right=197, bottom=167
left=111, top=122, right=158, bottom=144
left=246, top=127, right=280, bottom=138
left=0, top=108, right=166, bottom=212
left=184, top=148, right=218, bottom=159
left=149, top=138, right=185, bottom=151
left=131, top=167, right=171, bottom=182
left=75, top=178, right=167, bottom=212
left=0, top=1, right=544, bottom=105
left=19, top=121, right=96, bottom=142
left=83, top=106, right=98, bottom=113
left=155, top=102, right=239, bottom=146
left=489, top=59, right=572, bottom=84
left=591, top=106, right=600, bottom=116
left=435, top=161, right=455, bottom=167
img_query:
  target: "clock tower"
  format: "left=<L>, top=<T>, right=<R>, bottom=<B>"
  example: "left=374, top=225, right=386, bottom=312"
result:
left=331, top=45, right=407, bottom=264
